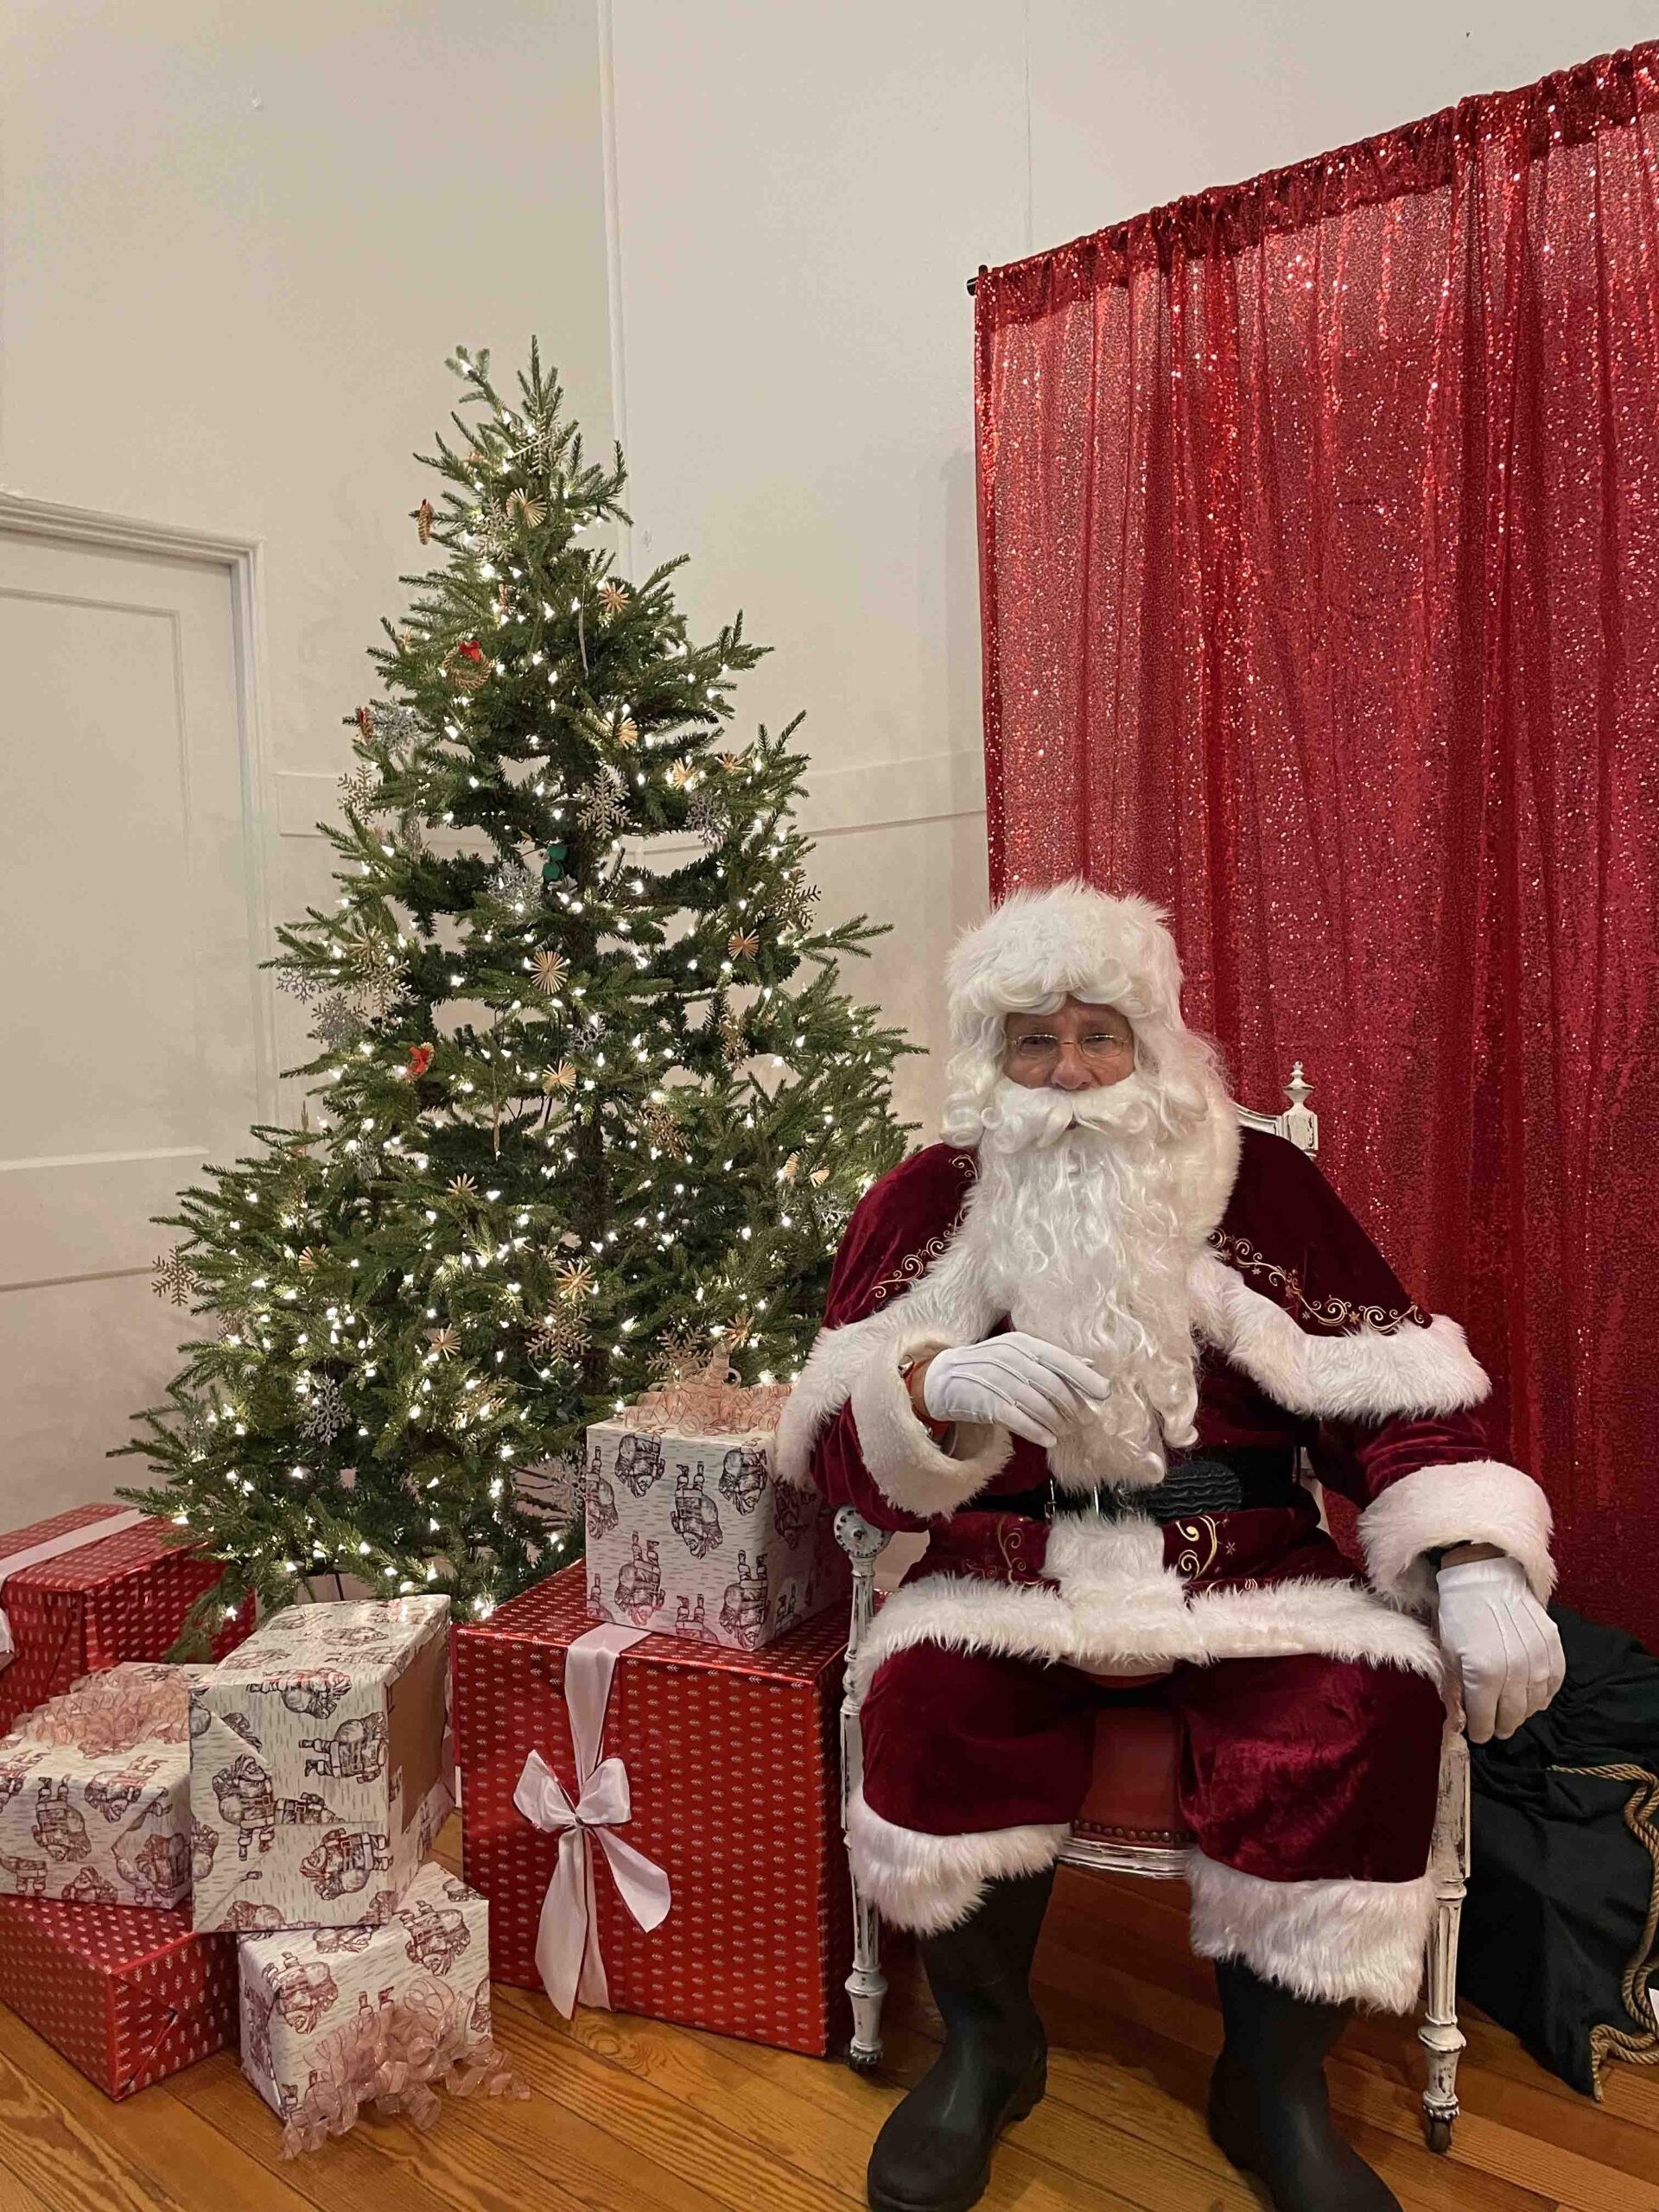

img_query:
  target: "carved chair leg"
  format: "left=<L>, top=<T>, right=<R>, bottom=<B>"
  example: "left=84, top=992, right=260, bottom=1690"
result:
left=1420, top=1729, right=1470, bottom=2152
left=847, top=1886, right=888, bottom=2071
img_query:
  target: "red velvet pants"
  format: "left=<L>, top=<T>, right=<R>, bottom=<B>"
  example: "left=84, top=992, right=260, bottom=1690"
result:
left=861, top=1640, right=1445, bottom=1886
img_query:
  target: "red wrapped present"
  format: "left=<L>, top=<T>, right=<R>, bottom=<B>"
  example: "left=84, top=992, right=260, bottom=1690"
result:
left=0, top=1505, right=251, bottom=1738
left=454, top=1562, right=851, bottom=2056
left=0, top=1894, right=237, bottom=2097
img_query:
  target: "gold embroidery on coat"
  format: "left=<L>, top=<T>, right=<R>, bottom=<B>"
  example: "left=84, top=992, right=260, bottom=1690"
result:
left=1208, top=1229, right=1430, bottom=1334
left=1173, top=1516, right=1221, bottom=1579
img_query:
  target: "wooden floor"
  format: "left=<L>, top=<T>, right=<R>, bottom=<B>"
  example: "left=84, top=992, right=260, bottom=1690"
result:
left=0, top=1821, right=1654, bottom=2212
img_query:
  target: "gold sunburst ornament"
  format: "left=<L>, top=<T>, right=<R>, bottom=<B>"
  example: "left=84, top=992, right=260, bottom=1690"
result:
left=554, top=1259, right=596, bottom=1303
left=505, top=489, right=547, bottom=528
left=542, top=1060, right=578, bottom=1093
left=615, top=715, right=640, bottom=749
left=426, top=1325, right=461, bottom=1357
left=599, top=581, right=630, bottom=613
left=531, top=950, right=569, bottom=995
left=728, top=929, right=760, bottom=959
left=448, top=1174, right=479, bottom=1199
left=296, top=1249, right=320, bottom=1274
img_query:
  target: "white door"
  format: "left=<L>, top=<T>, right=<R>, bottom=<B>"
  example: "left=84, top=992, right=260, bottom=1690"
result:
left=0, top=511, right=272, bottom=1525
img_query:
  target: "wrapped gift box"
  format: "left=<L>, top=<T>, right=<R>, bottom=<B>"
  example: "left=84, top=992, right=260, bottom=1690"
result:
left=190, top=1597, right=453, bottom=1933
left=0, top=1663, right=206, bottom=1908
left=238, top=1859, right=493, bottom=2126
left=454, top=1562, right=851, bottom=2056
left=0, top=1504, right=251, bottom=1739
left=584, top=1374, right=844, bottom=1650
left=0, top=1892, right=236, bottom=2098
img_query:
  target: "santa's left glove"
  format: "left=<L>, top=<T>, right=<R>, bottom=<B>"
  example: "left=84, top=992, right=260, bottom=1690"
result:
left=1436, top=1554, right=1566, bottom=1743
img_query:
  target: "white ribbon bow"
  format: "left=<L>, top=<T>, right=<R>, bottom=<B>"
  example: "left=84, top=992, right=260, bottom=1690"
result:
left=512, top=1621, right=672, bottom=2017
left=0, top=1508, right=149, bottom=1671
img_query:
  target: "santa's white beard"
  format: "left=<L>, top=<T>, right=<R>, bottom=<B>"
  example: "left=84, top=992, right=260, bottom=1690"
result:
left=955, top=1076, right=1205, bottom=1489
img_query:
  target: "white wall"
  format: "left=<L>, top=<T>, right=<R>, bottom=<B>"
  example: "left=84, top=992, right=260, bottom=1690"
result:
left=605, top=0, right=1658, bottom=1135
left=2, top=0, right=614, bottom=1516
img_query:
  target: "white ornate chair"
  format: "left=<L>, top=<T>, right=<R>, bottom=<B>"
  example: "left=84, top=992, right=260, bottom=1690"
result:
left=835, top=1069, right=1471, bottom=2154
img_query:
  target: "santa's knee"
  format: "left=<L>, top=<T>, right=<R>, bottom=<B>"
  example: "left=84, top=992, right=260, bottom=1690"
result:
left=853, top=1641, right=1089, bottom=1935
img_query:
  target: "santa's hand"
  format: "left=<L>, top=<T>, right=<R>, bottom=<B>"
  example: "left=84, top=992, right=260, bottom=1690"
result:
left=1436, top=1554, right=1566, bottom=1744
left=921, top=1333, right=1108, bottom=1451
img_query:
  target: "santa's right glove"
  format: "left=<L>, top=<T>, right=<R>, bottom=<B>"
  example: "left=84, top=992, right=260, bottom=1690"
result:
left=920, top=1332, right=1107, bottom=1450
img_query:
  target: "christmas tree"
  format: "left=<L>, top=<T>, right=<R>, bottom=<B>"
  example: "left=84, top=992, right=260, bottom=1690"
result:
left=117, top=340, right=912, bottom=1627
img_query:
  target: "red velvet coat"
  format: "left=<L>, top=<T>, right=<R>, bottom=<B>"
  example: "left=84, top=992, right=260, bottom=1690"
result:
left=776, top=1128, right=1555, bottom=1675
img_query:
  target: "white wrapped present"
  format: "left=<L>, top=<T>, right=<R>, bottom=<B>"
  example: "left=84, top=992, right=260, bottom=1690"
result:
left=238, top=1859, right=516, bottom=2149
left=0, top=1663, right=206, bottom=1909
left=583, top=1362, right=843, bottom=1651
left=189, top=1597, right=453, bottom=1933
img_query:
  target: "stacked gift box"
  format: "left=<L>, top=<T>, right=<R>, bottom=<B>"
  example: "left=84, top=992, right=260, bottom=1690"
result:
left=0, top=1549, right=515, bottom=2142
left=0, top=1498, right=254, bottom=2101
left=0, top=1366, right=858, bottom=2112
left=453, top=1364, right=854, bottom=2057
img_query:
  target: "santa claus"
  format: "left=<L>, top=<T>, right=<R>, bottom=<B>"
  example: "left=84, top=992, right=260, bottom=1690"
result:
left=778, top=883, right=1564, bottom=2212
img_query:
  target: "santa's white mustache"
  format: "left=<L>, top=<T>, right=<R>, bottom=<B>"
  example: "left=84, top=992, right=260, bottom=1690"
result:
left=977, top=1073, right=1165, bottom=1151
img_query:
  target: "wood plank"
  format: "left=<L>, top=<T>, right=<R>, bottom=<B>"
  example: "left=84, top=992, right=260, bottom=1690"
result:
left=168, top=2026, right=719, bottom=2212
left=0, top=2015, right=308, bottom=2212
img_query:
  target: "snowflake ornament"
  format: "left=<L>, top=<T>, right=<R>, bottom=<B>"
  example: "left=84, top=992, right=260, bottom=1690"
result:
left=152, top=1248, right=199, bottom=1307
left=313, top=993, right=365, bottom=1052
left=300, top=1375, right=348, bottom=1446
left=528, top=1307, right=588, bottom=1364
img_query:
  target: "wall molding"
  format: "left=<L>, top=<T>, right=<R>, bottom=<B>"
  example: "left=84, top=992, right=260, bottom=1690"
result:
left=0, top=492, right=280, bottom=1122
left=275, top=744, right=986, bottom=848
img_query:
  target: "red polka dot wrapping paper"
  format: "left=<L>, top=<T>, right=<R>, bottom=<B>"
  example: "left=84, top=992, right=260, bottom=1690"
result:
left=0, top=1506, right=254, bottom=1740
left=454, top=1564, right=853, bottom=2056
left=0, top=1893, right=238, bottom=2098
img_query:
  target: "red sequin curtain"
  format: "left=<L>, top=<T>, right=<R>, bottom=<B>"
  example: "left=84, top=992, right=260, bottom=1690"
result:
left=976, top=45, right=1659, bottom=1647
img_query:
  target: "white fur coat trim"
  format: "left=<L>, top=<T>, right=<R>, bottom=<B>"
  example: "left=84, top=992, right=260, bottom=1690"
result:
left=846, top=1516, right=1443, bottom=1703
left=844, top=1321, right=1015, bottom=1519
left=1187, top=1251, right=1491, bottom=1422
left=846, top=1785, right=1071, bottom=1936
left=1357, top=1459, right=1556, bottom=1613
left=1187, top=1852, right=1436, bottom=2013
left=775, top=1243, right=1491, bottom=1497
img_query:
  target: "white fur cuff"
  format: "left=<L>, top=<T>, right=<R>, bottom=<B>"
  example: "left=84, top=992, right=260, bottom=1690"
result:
left=847, top=1328, right=1015, bottom=1521
left=847, top=1788, right=1071, bottom=1936
left=1188, top=1853, right=1435, bottom=2013
left=1357, top=1460, right=1555, bottom=1613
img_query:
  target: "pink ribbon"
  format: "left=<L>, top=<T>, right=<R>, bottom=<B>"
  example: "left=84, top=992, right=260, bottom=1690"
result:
left=612, top=1378, right=790, bottom=1436
left=512, top=1623, right=672, bottom=2017
left=0, top=1509, right=149, bottom=1671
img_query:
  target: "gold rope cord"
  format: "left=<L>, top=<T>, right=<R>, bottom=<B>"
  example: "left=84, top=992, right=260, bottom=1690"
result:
left=1549, top=1762, right=1659, bottom=2096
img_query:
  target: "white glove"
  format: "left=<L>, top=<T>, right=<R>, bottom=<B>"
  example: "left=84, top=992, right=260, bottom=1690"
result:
left=920, top=1333, right=1109, bottom=1451
left=1436, top=1554, right=1566, bottom=1744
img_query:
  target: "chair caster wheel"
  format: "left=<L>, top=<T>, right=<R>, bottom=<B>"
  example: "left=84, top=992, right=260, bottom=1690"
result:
left=1424, top=2113, right=1454, bottom=2154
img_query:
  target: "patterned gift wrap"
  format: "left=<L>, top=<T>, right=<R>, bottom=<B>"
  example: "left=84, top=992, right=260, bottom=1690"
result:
left=0, top=1893, right=236, bottom=2098
left=0, top=1505, right=251, bottom=1740
left=582, top=1421, right=847, bottom=1651
left=454, top=1562, right=852, bottom=2055
left=0, top=1664, right=207, bottom=1908
left=238, top=1859, right=493, bottom=2124
left=190, top=1598, right=454, bottom=1933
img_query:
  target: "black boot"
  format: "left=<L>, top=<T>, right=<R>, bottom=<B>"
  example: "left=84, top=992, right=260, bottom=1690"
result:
left=866, top=1868, right=1053, bottom=2212
left=1208, top=1960, right=1402, bottom=2211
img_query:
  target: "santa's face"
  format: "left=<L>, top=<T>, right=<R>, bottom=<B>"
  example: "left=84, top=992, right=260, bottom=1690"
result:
left=1001, top=995, right=1135, bottom=1090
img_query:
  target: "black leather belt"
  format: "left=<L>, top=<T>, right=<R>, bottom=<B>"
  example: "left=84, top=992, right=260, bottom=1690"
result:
left=991, top=1448, right=1305, bottom=1525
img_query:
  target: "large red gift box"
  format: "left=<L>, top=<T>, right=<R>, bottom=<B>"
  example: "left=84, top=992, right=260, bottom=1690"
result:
left=0, top=1504, right=250, bottom=1738
left=0, top=1895, right=237, bottom=2097
left=454, top=1562, right=852, bottom=2056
